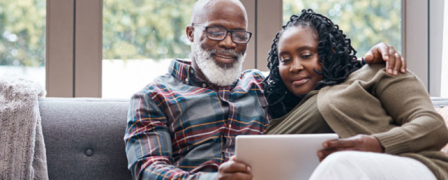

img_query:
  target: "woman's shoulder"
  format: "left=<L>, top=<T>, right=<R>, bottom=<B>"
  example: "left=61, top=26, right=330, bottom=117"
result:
left=320, top=63, right=424, bottom=97
left=350, top=64, right=385, bottom=78
left=347, top=64, right=418, bottom=83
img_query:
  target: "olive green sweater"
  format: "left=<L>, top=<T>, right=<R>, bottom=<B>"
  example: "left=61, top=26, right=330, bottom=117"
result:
left=268, top=64, right=448, bottom=179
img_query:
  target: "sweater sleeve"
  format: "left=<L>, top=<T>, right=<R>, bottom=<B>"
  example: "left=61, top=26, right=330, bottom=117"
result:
left=372, top=70, right=448, bottom=154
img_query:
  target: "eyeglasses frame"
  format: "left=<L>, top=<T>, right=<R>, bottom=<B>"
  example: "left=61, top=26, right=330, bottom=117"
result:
left=191, top=23, right=252, bottom=44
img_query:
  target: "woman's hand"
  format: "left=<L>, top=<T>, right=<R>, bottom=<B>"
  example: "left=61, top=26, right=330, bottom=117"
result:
left=217, top=156, right=253, bottom=180
left=317, top=134, right=385, bottom=162
left=364, top=42, right=406, bottom=76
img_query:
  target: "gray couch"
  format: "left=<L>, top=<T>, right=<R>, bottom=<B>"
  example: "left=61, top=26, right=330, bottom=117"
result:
left=38, top=97, right=448, bottom=180
left=39, top=98, right=132, bottom=180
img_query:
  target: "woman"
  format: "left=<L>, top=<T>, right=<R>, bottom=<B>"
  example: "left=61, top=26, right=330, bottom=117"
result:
left=263, top=9, right=448, bottom=180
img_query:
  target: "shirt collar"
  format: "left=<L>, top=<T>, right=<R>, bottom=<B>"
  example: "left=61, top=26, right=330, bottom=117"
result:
left=169, top=59, right=196, bottom=85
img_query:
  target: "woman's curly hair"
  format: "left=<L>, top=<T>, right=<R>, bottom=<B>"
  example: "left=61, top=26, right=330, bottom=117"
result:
left=263, top=9, right=363, bottom=118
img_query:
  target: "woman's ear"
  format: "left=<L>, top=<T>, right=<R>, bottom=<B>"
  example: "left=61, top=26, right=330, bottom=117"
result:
left=186, top=26, right=194, bottom=42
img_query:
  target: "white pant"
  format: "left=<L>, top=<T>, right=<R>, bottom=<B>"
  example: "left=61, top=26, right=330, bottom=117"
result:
left=309, top=151, right=437, bottom=180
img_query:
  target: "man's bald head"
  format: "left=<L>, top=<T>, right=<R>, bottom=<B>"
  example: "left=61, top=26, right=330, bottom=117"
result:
left=190, top=0, right=248, bottom=27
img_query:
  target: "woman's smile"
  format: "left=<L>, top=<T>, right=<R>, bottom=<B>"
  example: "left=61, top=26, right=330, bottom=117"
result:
left=292, top=77, right=309, bottom=86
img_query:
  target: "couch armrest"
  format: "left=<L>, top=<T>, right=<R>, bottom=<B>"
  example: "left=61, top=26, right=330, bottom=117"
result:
left=432, top=97, right=448, bottom=155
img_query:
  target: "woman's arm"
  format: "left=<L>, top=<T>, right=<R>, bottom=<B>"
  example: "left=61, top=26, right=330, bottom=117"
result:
left=317, top=67, right=448, bottom=160
left=372, top=71, right=448, bottom=154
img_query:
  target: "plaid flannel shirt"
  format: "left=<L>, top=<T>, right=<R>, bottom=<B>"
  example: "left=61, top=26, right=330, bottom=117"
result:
left=124, top=59, right=270, bottom=180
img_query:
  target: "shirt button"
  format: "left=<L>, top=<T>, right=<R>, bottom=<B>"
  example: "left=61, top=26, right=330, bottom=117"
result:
left=190, top=69, right=194, bottom=74
left=185, top=78, right=189, bottom=82
left=229, top=124, right=232, bottom=128
left=202, top=83, right=206, bottom=88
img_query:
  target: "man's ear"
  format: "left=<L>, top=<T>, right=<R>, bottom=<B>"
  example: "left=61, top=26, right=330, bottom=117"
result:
left=186, top=26, right=194, bottom=42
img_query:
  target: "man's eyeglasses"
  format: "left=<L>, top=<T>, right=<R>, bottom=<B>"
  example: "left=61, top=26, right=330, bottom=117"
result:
left=192, top=23, right=252, bottom=44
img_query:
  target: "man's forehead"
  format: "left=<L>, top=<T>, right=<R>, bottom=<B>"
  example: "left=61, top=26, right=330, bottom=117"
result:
left=191, top=0, right=248, bottom=27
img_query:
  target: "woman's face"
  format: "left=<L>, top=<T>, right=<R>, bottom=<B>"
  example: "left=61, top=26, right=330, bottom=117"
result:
left=277, top=26, right=323, bottom=97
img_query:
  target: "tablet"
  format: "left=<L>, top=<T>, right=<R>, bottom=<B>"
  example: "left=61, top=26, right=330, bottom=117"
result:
left=235, top=134, right=338, bottom=180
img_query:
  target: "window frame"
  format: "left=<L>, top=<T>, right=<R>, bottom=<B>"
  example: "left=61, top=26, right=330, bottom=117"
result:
left=46, top=0, right=75, bottom=97
left=429, top=0, right=445, bottom=96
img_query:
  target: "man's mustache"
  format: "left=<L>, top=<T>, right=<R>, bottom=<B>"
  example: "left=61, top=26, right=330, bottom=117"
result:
left=209, top=49, right=242, bottom=59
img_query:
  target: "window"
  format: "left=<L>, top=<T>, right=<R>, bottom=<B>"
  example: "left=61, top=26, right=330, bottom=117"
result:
left=102, top=0, right=196, bottom=99
left=0, top=0, right=46, bottom=88
left=283, top=0, right=401, bottom=57
left=38, top=1, right=440, bottom=98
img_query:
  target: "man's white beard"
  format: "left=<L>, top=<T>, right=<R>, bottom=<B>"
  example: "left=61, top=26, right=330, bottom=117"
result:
left=191, top=39, right=244, bottom=87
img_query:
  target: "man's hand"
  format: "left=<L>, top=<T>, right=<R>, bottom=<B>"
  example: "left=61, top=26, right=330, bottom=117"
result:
left=364, top=42, right=406, bottom=76
left=317, top=134, right=384, bottom=162
left=218, top=156, right=253, bottom=180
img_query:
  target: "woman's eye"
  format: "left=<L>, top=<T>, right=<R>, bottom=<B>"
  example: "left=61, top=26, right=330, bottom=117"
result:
left=301, top=54, right=312, bottom=59
left=280, top=58, right=290, bottom=63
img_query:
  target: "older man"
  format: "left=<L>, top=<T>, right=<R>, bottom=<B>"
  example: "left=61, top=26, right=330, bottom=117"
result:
left=124, top=0, right=405, bottom=179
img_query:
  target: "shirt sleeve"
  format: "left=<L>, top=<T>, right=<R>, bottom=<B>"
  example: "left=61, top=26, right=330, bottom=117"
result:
left=124, top=91, right=217, bottom=180
left=372, top=70, right=448, bottom=154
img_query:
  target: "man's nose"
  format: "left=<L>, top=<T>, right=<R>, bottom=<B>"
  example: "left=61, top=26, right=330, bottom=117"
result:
left=218, top=33, right=237, bottom=49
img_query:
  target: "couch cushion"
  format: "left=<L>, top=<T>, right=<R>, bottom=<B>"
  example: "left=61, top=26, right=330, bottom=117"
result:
left=39, top=98, right=131, bottom=180
left=38, top=97, right=448, bottom=179
left=436, top=106, right=448, bottom=155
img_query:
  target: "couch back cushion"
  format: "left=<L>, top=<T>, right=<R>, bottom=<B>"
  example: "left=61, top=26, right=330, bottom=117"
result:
left=39, top=98, right=131, bottom=180
left=38, top=97, right=448, bottom=179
